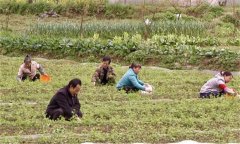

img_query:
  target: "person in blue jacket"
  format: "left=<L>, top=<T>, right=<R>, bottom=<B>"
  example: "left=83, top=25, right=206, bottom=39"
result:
left=116, top=63, right=151, bottom=93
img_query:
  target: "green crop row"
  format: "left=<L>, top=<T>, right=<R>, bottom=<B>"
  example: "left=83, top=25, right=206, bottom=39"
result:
left=29, top=20, right=207, bottom=38
left=0, top=0, right=134, bottom=19
left=0, top=33, right=239, bottom=70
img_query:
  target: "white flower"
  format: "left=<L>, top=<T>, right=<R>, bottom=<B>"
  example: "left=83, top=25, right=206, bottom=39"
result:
left=176, top=14, right=182, bottom=19
left=144, top=19, right=151, bottom=25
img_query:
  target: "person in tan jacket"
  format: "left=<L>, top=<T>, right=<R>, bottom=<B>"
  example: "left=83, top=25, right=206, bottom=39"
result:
left=92, top=56, right=116, bottom=85
left=17, top=55, right=47, bottom=82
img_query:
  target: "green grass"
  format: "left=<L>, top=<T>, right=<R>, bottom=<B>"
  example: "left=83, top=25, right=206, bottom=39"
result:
left=1, top=55, right=240, bottom=143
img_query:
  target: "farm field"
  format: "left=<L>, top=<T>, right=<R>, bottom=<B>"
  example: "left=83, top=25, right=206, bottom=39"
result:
left=0, top=55, right=240, bottom=143
left=0, top=0, right=240, bottom=143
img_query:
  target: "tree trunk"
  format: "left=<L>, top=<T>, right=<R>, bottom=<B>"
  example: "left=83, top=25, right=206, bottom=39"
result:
left=27, top=0, right=33, bottom=3
left=218, top=0, right=227, bottom=6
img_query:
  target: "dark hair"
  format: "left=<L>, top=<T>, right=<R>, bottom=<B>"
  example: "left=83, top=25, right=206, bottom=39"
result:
left=220, top=71, right=233, bottom=77
left=24, top=54, right=32, bottom=63
left=129, top=63, right=142, bottom=69
left=67, top=78, right=82, bottom=88
left=102, top=56, right=111, bottom=64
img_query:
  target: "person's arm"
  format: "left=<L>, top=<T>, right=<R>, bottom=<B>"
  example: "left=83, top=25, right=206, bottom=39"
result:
left=55, top=93, right=73, bottom=118
left=73, top=97, right=83, bottom=118
left=36, top=63, right=45, bottom=75
left=129, top=75, right=145, bottom=91
left=110, top=67, right=116, bottom=77
left=17, top=66, right=23, bottom=82
left=138, top=79, right=144, bottom=86
left=91, top=69, right=100, bottom=83
left=16, top=75, right=22, bottom=82
left=108, top=67, right=116, bottom=79
left=219, top=84, right=235, bottom=94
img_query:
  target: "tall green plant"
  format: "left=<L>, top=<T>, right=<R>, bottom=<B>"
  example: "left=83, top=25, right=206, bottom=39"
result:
left=29, top=20, right=207, bottom=38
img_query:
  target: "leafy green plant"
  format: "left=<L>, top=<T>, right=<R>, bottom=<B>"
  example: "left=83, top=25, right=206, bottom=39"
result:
left=0, top=34, right=238, bottom=70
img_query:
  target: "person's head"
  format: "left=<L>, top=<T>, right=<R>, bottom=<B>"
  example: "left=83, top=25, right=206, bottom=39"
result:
left=67, top=78, right=82, bottom=96
left=24, top=55, right=32, bottom=67
left=220, top=71, right=233, bottom=83
left=129, top=63, right=142, bottom=74
left=101, top=56, right=111, bottom=68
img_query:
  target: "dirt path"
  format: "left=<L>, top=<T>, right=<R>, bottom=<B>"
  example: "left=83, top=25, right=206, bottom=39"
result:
left=0, top=133, right=89, bottom=140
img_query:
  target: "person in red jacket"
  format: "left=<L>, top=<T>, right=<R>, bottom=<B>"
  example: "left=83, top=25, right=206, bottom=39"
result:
left=45, top=78, right=83, bottom=120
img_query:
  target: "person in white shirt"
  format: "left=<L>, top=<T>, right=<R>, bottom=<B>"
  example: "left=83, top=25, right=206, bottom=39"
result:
left=17, top=55, right=47, bottom=82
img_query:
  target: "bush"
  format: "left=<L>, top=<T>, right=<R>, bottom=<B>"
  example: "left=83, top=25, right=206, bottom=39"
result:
left=105, top=4, right=134, bottom=19
left=0, top=1, right=53, bottom=14
left=186, top=3, right=210, bottom=17
left=186, top=4, right=223, bottom=19
left=0, top=0, right=135, bottom=19
left=227, top=38, right=240, bottom=46
left=0, top=34, right=238, bottom=70
left=214, top=23, right=235, bottom=37
left=221, top=14, right=240, bottom=27
left=209, top=6, right=224, bottom=17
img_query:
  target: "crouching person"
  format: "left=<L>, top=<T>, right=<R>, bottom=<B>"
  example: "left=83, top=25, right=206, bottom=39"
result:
left=92, top=56, right=116, bottom=85
left=116, top=63, right=152, bottom=93
left=17, top=55, right=47, bottom=82
left=199, top=71, right=236, bottom=98
left=45, top=78, right=83, bottom=121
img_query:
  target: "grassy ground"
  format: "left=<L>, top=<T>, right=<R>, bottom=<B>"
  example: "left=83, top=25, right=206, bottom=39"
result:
left=0, top=14, right=94, bottom=32
left=0, top=55, right=240, bottom=143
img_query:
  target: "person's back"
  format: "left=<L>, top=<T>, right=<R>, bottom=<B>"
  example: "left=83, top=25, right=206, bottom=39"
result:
left=200, top=73, right=224, bottom=94
left=199, top=71, right=236, bottom=98
left=116, top=68, right=139, bottom=90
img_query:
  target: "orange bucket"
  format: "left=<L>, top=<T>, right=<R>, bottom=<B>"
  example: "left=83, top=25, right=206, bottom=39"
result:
left=40, top=75, right=51, bottom=83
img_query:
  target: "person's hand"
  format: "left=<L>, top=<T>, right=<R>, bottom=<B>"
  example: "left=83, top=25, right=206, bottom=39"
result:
left=144, top=83, right=150, bottom=87
left=17, top=77, right=22, bottom=82
left=76, top=117, right=81, bottom=122
left=43, top=73, right=48, bottom=76
left=233, top=88, right=237, bottom=93
left=145, top=86, right=152, bottom=92
left=232, top=89, right=238, bottom=96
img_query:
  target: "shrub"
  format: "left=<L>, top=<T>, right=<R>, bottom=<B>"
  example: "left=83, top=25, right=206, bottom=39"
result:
left=221, top=14, right=240, bottom=27
left=0, top=34, right=238, bottom=70
left=105, top=4, right=134, bottom=19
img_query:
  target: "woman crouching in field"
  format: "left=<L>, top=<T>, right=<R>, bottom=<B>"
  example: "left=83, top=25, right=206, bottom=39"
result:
left=116, top=63, right=152, bottom=93
left=199, top=71, right=237, bottom=98
left=16, top=55, right=48, bottom=82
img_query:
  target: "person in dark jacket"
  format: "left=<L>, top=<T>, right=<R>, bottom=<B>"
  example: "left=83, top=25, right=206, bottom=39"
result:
left=45, top=78, right=83, bottom=120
